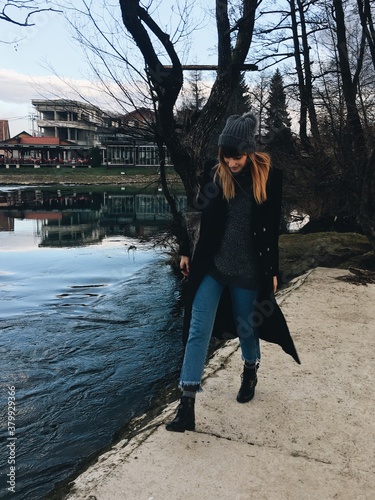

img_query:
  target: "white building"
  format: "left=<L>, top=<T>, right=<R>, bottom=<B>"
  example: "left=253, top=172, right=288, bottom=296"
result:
left=32, top=99, right=107, bottom=147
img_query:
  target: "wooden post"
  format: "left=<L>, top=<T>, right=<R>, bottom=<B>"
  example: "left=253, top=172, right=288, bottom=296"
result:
left=163, top=64, right=258, bottom=71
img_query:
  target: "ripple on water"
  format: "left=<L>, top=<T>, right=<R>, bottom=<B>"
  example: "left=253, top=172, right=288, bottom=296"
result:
left=0, top=251, right=185, bottom=500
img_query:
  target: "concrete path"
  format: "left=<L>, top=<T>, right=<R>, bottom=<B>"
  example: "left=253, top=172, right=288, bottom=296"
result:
left=63, top=268, right=375, bottom=500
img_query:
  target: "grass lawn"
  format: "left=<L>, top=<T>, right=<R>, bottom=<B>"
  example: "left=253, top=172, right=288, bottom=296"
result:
left=0, top=165, right=181, bottom=187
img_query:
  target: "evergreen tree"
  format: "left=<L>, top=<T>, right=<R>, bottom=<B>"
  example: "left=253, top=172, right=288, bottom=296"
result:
left=176, top=69, right=207, bottom=136
left=182, top=68, right=206, bottom=112
left=226, top=72, right=251, bottom=116
left=265, top=69, right=294, bottom=156
left=264, top=69, right=297, bottom=231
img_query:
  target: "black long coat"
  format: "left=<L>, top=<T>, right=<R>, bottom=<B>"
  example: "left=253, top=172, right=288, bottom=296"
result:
left=180, top=165, right=300, bottom=364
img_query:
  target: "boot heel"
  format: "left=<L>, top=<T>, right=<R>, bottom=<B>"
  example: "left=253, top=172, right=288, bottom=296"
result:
left=166, top=396, right=195, bottom=432
left=184, top=421, right=195, bottom=431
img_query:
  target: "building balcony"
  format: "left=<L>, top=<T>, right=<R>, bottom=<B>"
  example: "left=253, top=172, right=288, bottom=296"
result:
left=37, top=120, right=98, bottom=131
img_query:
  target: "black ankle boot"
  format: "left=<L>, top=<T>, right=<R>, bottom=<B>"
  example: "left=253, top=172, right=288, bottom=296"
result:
left=236, top=364, right=258, bottom=403
left=166, top=396, right=195, bottom=432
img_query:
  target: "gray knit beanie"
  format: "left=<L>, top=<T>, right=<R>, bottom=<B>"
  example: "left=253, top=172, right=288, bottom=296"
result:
left=218, top=112, right=258, bottom=153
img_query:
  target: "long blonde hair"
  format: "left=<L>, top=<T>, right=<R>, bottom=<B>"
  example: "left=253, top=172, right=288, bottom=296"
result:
left=215, top=149, right=271, bottom=204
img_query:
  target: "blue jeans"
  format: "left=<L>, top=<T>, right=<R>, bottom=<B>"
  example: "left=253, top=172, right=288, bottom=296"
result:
left=180, top=274, right=260, bottom=389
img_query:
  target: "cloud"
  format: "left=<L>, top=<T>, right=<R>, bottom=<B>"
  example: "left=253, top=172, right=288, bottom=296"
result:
left=0, top=68, right=114, bottom=135
left=0, top=67, right=146, bottom=114
left=0, top=68, right=108, bottom=105
left=0, top=69, right=40, bottom=105
left=0, top=68, right=132, bottom=135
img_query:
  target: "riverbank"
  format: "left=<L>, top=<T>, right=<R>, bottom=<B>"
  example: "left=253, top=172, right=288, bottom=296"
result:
left=0, top=166, right=181, bottom=186
left=52, top=267, right=375, bottom=500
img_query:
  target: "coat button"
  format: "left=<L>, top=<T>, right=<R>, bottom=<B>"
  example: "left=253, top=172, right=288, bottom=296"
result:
left=262, top=227, right=266, bottom=231
left=254, top=231, right=257, bottom=236
left=266, top=247, right=270, bottom=251
left=259, top=252, right=262, bottom=256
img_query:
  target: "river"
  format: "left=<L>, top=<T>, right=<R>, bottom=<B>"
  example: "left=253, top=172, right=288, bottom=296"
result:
left=0, top=185, right=188, bottom=499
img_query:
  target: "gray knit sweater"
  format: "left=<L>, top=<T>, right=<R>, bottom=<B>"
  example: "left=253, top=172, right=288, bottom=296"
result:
left=208, top=164, right=261, bottom=290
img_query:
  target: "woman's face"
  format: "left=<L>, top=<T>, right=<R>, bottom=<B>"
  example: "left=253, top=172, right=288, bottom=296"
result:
left=223, top=153, right=248, bottom=174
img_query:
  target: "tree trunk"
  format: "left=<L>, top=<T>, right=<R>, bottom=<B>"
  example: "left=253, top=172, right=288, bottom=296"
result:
left=296, top=0, right=320, bottom=144
left=357, top=0, right=375, bottom=72
left=120, top=0, right=258, bottom=209
left=333, top=0, right=374, bottom=250
left=289, top=0, right=308, bottom=146
left=187, top=0, right=258, bottom=164
left=333, top=0, right=367, bottom=165
left=359, top=148, right=375, bottom=252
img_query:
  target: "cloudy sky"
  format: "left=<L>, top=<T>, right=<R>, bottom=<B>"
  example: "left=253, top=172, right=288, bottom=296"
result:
left=1, top=8, right=84, bottom=135
left=1, top=2, right=216, bottom=137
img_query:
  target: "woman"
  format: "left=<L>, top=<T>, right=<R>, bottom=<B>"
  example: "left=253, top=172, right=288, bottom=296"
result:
left=166, top=112, right=300, bottom=433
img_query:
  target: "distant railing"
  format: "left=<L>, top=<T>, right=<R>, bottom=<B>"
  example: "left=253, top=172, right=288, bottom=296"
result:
left=0, top=158, right=90, bottom=166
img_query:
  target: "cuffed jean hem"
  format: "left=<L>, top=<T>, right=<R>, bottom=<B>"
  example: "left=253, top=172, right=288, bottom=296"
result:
left=241, top=356, right=261, bottom=366
left=178, top=381, right=203, bottom=392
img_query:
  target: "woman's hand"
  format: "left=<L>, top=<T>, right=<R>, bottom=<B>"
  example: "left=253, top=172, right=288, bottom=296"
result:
left=180, top=256, right=190, bottom=277
left=273, top=275, right=278, bottom=294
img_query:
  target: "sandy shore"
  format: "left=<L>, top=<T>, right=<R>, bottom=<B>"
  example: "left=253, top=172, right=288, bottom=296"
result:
left=59, top=267, right=374, bottom=500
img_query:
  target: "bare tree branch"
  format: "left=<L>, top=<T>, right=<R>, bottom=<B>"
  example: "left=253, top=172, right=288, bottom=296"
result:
left=0, top=1, right=61, bottom=27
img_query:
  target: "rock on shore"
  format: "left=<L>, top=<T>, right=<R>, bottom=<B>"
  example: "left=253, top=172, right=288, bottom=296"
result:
left=279, top=232, right=375, bottom=280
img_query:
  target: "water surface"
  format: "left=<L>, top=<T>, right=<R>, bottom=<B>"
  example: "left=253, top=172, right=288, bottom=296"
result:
left=0, top=185, right=185, bottom=499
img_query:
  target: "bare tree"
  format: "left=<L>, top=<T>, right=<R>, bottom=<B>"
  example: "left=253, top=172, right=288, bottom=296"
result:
left=292, top=0, right=320, bottom=145
left=305, top=0, right=375, bottom=247
left=250, top=0, right=323, bottom=144
left=355, top=0, right=375, bottom=249
left=333, top=0, right=367, bottom=161
left=247, top=73, right=269, bottom=137
left=357, top=0, right=375, bottom=72
left=118, top=0, right=259, bottom=204
left=51, top=1, right=259, bottom=242
left=37, top=0, right=375, bottom=249
left=180, top=68, right=207, bottom=113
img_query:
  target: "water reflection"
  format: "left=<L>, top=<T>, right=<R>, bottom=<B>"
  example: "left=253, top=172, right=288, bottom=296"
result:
left=0, top=185, right=187, bottom=247
left=0, top=185, right=187, bottom=500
